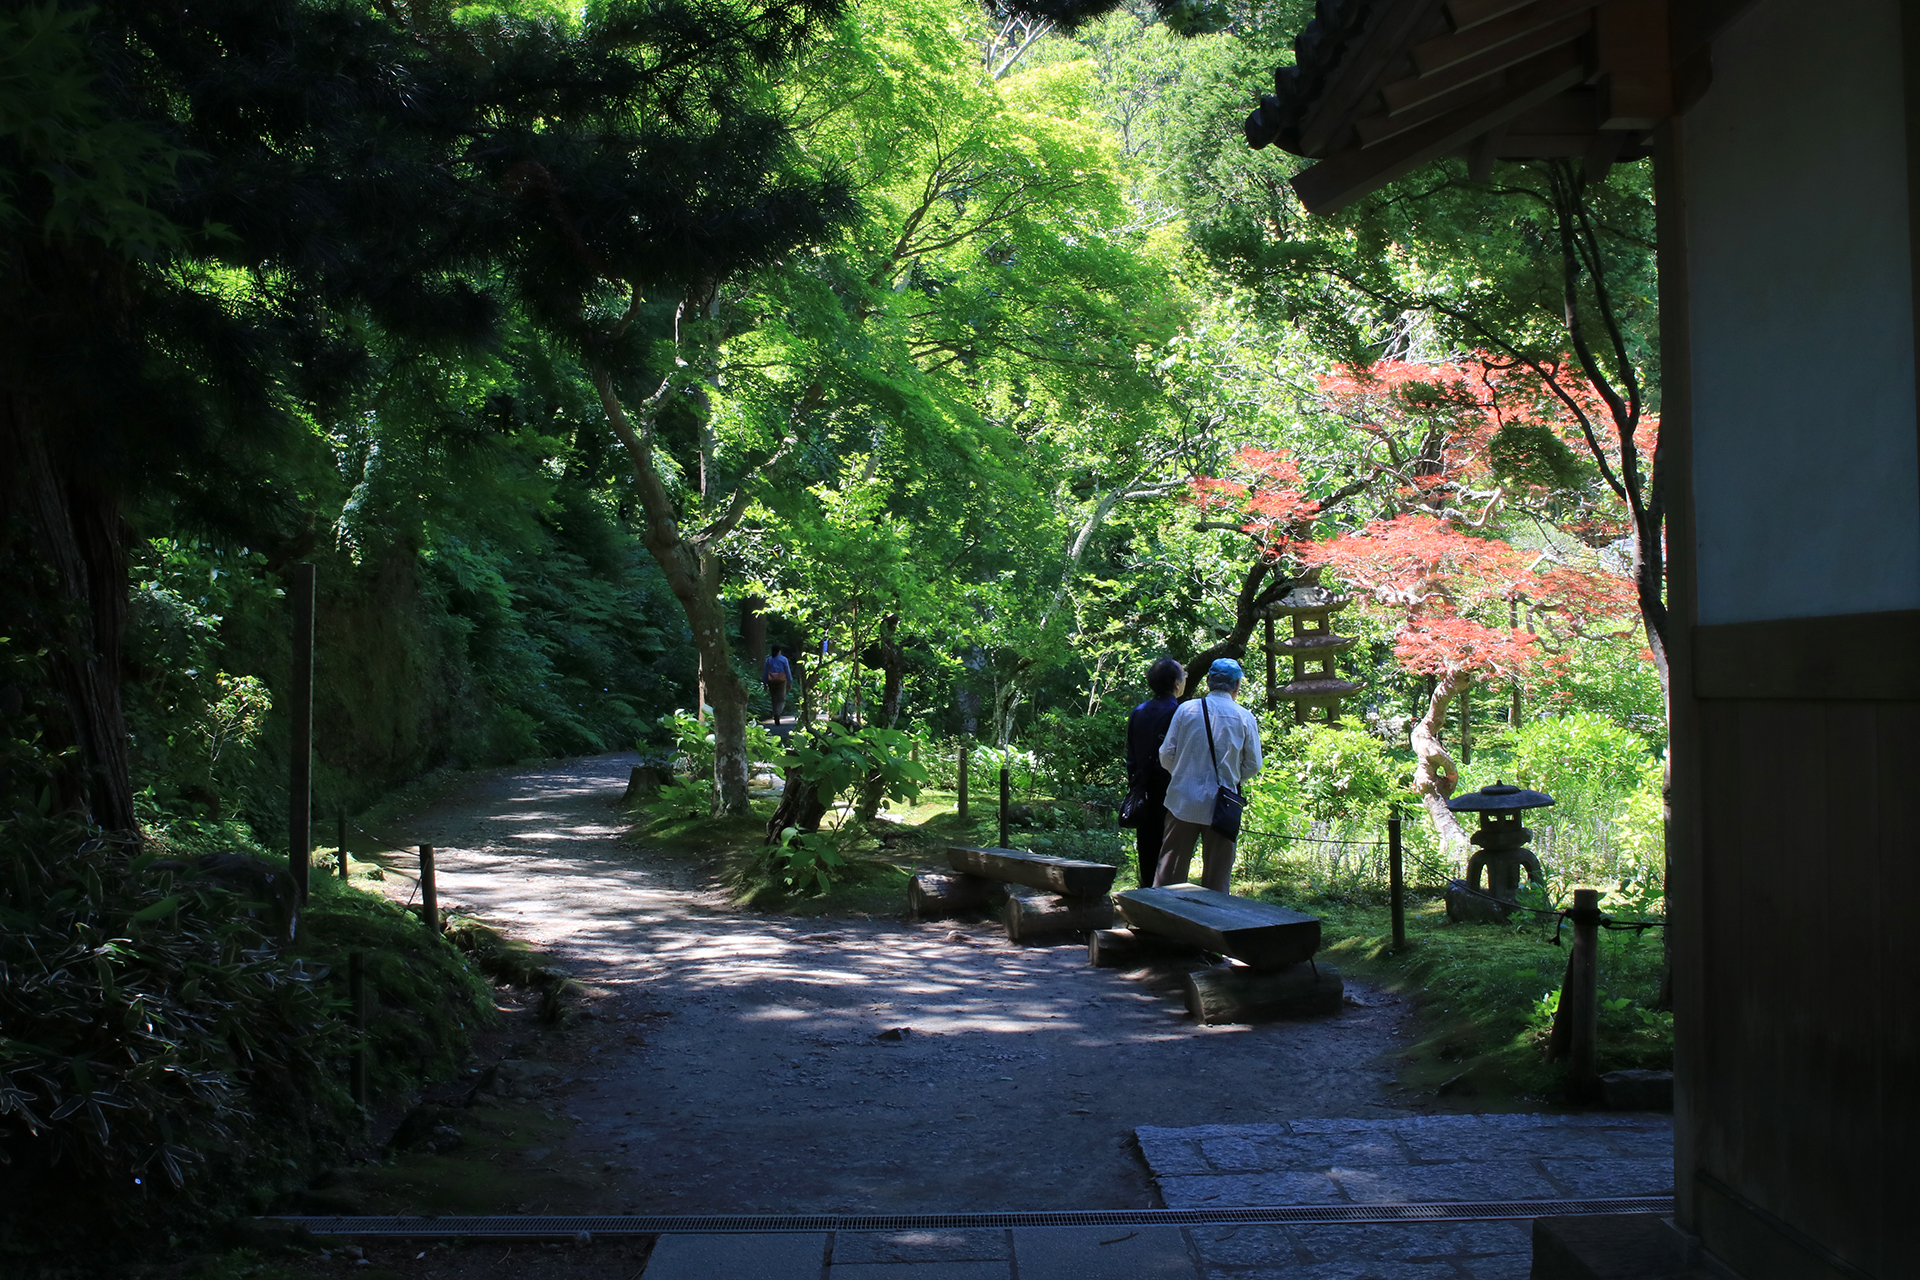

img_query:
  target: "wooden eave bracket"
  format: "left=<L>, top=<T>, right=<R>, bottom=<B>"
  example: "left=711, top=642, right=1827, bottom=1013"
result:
left=1292, top=44, right=1588, bottom=214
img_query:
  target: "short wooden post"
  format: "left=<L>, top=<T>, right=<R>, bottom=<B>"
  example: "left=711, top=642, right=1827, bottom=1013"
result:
left=998, top=765, right=1010, bottom=849
left=1388, top=813, right=1405, bottom=951
left=337, top=810, right=349, bottom=880
left=1563, top=888, right=1602, bottom=1100
left=419, top=844, right=439, bottom=934
left=348, top=950, right=368, bottom=1107
left=289, top=563, right=315, bottom=916
left=957, top=743, right=970, bottom=821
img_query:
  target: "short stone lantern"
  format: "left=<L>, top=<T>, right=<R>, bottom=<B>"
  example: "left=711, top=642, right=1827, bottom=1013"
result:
left=1444, top=782, right=1553, bottom=924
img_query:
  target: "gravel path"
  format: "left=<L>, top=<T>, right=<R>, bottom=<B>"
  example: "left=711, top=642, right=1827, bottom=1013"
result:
left=378, top=752, right=1417, bottom=1214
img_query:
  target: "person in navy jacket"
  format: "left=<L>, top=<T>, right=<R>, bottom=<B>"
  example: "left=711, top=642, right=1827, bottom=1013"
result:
left=1124, top=657, right=1185, bottom=888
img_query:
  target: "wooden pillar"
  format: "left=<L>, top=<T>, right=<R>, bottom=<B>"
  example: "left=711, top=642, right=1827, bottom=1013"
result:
left=289, top=563, right=315, bottom=919
left=999, top=765, right=1010, bottom=849
left=419, top=844, right=439, bottom=934
left=957, top=742, right=970, bottom=820
left=1388, top=813, right=1405, bottom=951
left=348, top=950, right=368, bottom=1108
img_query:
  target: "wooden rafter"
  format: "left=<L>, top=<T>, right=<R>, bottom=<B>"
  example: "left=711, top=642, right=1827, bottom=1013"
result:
left=1292, top=44, right=1587, bottom=214
left=1380, top=10, right=1592, bottom=116
left=1296, top=0, right=1448, bottom=158
left=1412, top=0, right=1603, bottom=76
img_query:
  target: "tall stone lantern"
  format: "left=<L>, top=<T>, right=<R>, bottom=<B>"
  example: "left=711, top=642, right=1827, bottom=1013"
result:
left=1443, top=782, right=1553, bottom=924
left=1271, top=583, right=1364, bottom=725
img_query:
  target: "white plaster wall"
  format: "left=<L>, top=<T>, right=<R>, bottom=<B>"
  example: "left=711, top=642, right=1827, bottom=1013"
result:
left=1685, top=0, right=1920, bottom=624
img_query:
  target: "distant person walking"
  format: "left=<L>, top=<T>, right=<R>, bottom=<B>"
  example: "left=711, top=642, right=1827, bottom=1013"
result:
left=762, top=645, right=792, bottom=724
left=1156, top=658, right=1262, bottom=892
left=1124, top=657, right=1185, bottom=889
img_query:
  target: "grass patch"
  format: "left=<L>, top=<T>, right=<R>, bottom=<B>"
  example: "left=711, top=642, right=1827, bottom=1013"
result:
left=1285, top=893, right=1671, bottom=1105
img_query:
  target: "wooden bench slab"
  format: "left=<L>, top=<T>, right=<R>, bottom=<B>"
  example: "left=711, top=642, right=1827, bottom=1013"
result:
left=947, top=845, right=1116, bottom=898
left=1115, top=884, right=1321, bottom=970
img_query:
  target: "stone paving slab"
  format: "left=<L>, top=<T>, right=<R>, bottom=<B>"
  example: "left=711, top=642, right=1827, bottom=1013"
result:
left=830, top=1264, right=1006, bottom=1279
left=1010, top=1225, right=1196, bottom=1279
left=833, top=1229, right=1009, bottom=1263
left=643, top=1231, right=828, bottom=1279
left=1137, top=1113, right=1670, bottom=1279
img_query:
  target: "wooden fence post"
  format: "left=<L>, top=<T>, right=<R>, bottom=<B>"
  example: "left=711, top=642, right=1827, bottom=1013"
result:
left=999, top=765, right=1010, bottom=849
left=1548, top=888, right=1603, bottom=1101
left=1388, top=813, right=1405, bottom=951
left=419, top=844, right=439, bottom=934
left=957, top=743, right=970, bottom=821
left=289, top=563, right=315, bottom=921
left=349, top=950, right=368, bottom=1108
left=1565, top=887, right=1601, bottom=1099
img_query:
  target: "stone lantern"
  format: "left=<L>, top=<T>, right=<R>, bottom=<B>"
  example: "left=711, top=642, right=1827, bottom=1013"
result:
left=1443, top=782, right=1553, bottom=924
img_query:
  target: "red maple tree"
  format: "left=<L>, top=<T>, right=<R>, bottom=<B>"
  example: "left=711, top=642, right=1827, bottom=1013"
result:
left=1192, top=358, right=1640, bottom=850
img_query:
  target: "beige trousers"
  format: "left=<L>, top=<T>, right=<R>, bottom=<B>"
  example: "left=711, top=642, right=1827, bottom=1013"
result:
left=1153, top=815, right=1236, bottom=891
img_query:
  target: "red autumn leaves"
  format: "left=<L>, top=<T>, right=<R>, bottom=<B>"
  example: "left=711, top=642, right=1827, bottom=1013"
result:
left=1191, top=358, right=1640, bottom=685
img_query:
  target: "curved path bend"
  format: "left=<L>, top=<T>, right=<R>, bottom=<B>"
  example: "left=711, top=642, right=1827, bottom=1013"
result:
left=379, top=753, right=1414, bottom=1214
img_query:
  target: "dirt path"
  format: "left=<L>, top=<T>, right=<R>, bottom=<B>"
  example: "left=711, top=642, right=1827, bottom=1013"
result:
left=379, top=752, right=1417, bottom=1215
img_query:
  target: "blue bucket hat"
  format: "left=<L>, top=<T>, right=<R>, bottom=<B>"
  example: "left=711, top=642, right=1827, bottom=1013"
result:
left=1207, top=658, right=1244, bottom=688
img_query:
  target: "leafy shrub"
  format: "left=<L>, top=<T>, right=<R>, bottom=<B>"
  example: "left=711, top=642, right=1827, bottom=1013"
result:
left=0, top=726, right=493, bottom=1248
left=1285, top=718, right=1400, bottom=824
left=1025, top=706, right=1128, bottom=797
left=0, top=814, right=344, bottom=1240
left=1510, top=711, right=1651, bottom=802
left=749, top=723, right=929, bottom=895
left=782, top=723, right=928, bottom=815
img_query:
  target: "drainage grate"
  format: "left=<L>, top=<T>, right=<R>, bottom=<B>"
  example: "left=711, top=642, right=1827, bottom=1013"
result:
left=273, top=1196, right=1673, bottom=1238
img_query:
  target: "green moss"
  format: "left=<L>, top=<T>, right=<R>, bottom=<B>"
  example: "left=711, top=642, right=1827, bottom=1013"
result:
left=293, top=874, right=496, bottom=1098
left=1295, top=895, right=1671, bottom=1104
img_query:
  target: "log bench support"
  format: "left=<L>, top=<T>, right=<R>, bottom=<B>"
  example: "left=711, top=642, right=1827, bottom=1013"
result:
left=1006, top=891, right=1115, bottom=942
left=904, top=845, right=1119, bottom=942
left=1185, top=962, right=1343, bottom=1024
left=1088, top=927, right=1207, bottom=968
left=907, top=871, right=1007, bottom=920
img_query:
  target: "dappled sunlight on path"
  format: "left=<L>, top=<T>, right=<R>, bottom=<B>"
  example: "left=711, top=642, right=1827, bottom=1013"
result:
left=379, top=754, right=1414, bottom=1215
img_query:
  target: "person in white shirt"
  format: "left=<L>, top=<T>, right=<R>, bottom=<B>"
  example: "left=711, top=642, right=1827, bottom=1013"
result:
left=1154, top=657, right=1263, bottom=891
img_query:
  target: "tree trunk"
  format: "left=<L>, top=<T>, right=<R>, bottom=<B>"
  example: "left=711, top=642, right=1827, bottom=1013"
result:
left=594, top=367, right=751, bottom=814
left=1411, top=668, right=1471, bottom=854
left=0, top=388, right=136, bottom=831
left=1187, top=560, right=1315, bottom=679
left=855, top=615, right=904, bottom=821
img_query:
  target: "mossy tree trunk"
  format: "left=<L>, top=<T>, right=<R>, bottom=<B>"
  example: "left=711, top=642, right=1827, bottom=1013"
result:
left=0, top=369, right=136, bottom=832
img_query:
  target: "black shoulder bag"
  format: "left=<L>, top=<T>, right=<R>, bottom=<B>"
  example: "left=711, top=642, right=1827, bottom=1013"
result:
left=1201, top=698, right=1246, bottom=839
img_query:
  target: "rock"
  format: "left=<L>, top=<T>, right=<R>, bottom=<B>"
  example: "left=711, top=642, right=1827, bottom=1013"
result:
left=425, top=1124, right=465, bottom=1153
left=574, top=1231, right=593, bottom=1246
left=1444, top=878, right=1515, bottom=924
left=622, top=765, right=667, bottom=803
left=389, top=1104, right=463, bottom=1151
left=875, top=1027, right=911, bottom=1042
left=1600, top=1068, right=1674, bottom=1111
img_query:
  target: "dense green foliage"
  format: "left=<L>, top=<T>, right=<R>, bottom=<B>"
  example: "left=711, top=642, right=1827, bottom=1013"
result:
left=0, top=0, right=1674, bottom=1244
